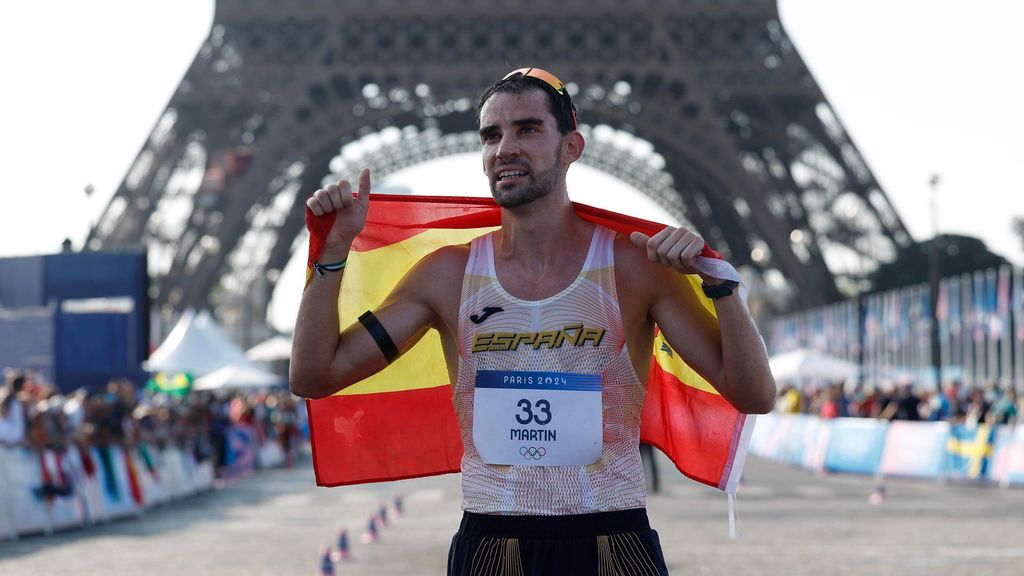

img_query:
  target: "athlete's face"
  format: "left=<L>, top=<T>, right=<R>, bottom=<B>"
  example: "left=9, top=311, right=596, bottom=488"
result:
left=479, top=89, right=566, bottom=209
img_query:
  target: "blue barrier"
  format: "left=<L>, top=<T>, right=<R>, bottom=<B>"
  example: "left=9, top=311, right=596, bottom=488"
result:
left=751, top=413, right=1024, bottom=487
left=823, top=418, right=889, bottom=475
left=748, top=413, right=776, bottom=456
left=781, top=414, right=811, bottom=466
left=801, top=418, right=831, bottom=472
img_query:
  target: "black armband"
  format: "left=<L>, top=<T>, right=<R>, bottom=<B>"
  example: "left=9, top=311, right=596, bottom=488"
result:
left=358, top=310, right=399, bottom=364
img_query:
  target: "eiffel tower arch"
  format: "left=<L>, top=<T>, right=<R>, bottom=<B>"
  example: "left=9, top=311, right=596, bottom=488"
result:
left=88, top=0, right=911, bottom=338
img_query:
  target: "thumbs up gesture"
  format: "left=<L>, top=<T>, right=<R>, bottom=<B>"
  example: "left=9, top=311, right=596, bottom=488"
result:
left=306, top=168, right=372, bottom=250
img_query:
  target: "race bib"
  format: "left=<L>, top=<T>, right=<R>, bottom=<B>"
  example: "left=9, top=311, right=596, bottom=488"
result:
left=473, top=370, right=602, bottom=466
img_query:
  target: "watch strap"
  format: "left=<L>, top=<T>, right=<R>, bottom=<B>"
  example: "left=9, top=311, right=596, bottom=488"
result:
left=701, top=280, right=740, bottom=300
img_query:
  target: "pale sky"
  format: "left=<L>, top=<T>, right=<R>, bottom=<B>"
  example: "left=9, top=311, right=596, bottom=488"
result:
left=2, top=1, right=1022, bottom=329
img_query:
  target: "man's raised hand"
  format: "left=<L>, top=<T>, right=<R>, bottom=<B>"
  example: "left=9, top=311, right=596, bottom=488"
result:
left=306, top=168, right=372, bottom=250
left=629, top=226, right=704, bottom=276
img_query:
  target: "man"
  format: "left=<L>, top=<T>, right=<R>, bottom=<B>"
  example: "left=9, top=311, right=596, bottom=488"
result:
left=291, top=68, right=776, bottom=575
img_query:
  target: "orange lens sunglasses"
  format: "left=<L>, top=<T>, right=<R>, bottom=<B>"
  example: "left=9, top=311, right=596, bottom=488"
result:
left=502, top=67, right=578, bottom=130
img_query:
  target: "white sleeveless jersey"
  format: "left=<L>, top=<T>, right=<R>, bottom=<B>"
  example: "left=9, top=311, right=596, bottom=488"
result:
left=454, top=226, right=647, bottom=515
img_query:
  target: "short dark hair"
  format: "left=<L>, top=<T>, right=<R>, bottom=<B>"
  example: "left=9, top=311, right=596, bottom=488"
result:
left=477, top=72, right=578, bottom=135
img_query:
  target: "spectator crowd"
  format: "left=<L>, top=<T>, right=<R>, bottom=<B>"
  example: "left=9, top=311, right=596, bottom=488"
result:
left=776, top=378, right=1021, bottom=426
left=0, top=369, right=304, bottom=479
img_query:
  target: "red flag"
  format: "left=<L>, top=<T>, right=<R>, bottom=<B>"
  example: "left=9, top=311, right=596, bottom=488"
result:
left=123, top=447, right=144, bottom=506
left=305, top=195, right=754, bottom=493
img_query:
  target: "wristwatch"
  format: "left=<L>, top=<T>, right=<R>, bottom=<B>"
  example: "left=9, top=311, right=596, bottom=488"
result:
left=701, top=280, right=740, bottom=299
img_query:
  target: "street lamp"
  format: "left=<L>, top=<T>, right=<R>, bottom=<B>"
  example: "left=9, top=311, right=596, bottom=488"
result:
left=928, top=174, right=941, bottom=387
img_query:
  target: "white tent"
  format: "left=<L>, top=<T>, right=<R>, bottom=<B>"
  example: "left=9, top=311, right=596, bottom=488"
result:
left=192, top=361, right=285, bottom=391
left=145, top=309, right=248, bottom=376
left=246, top=334, right=292, bottom=362
left=769, top=348, right=859, bottom=383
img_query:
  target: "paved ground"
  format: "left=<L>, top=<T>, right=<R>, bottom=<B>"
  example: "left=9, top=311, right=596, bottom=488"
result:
left=2, top=449, right=1023, bottom=575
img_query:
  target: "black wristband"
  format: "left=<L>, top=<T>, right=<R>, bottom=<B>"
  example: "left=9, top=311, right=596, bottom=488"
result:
left=701, top=280, right=740, bottom=300
left=358, top=311, right=399, bottom=364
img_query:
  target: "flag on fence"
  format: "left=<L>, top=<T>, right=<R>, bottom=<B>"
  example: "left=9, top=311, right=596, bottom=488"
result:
left=303, top=194, right=754, bottom=493
left=96, top=446, right=119, bottom=500
left=123, top=448, right=143, bottom=506
left=946, top=424, right=995, bottom=480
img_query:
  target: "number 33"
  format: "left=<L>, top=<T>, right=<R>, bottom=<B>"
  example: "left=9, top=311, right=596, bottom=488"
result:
left=516, top=398, right=551, bottom=425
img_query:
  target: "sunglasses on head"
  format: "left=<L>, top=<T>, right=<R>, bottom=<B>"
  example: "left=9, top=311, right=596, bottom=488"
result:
left=503, top=67, right=578, bottom=130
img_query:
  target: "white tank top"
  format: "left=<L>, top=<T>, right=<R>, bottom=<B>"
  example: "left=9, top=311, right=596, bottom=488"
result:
left=454, top=226, right=647, bottom=515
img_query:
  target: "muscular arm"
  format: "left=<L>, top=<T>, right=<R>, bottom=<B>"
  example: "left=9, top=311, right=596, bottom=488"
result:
left=626, top=228, right=776, bottom=414
left=289, top=169, right=453, bottom=399
left=290, top=254, right=438, bottom=399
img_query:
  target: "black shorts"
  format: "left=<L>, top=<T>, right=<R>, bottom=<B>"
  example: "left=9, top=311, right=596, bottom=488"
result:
left=447, top=508, right=669, bottom=576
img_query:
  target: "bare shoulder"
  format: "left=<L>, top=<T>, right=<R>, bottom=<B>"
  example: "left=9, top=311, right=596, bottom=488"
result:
left=401, top=243, right=470, bottom=292
left=611, top=232, right=673, bottom=297
left=380, top=242, right=470, bottom=331
left=423, top=243, right=470, bottom=274
left=610, top=231, right=707, bottom=322
left=612, top=232, right=651, bottom=272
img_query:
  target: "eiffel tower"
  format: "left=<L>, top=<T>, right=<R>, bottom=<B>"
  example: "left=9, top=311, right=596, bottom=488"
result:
left=87, top=0, right=911, bottom=336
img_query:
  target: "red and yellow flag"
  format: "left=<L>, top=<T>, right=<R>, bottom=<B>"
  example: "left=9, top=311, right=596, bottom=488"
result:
left=304, top=194, right=755, bottom=493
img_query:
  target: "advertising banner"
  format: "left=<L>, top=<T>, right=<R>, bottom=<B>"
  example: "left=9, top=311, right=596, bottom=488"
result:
left=823, top=418, right=888, bottom=475
left=781, top=414, right=811, bottom=466
left=802, top=418, right=832, bottom=472
left=993, top=425, right=1024, bottom=486
left=880, top=421, right=949, bottom=478
left=748, top=413, right=777, bottom=458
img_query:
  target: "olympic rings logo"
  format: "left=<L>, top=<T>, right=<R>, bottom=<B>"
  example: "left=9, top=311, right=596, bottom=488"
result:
left=519, top=446, right=547, bottom=461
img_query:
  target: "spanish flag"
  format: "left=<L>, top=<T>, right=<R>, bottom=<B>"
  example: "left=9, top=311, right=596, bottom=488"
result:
left=305, top=195, right=755, bottom=494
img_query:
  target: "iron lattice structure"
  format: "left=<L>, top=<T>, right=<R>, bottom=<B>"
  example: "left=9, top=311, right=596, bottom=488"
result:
left=88, top=0, right=911, bottom=334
